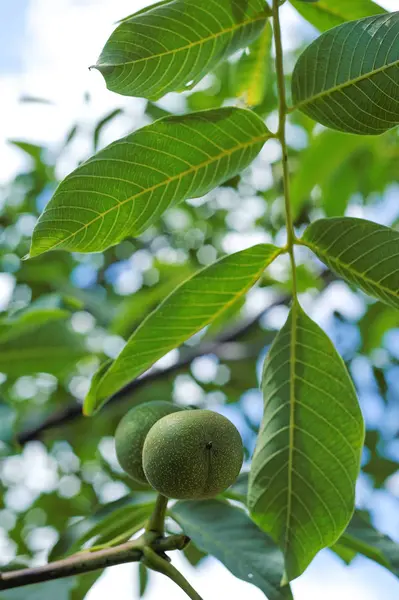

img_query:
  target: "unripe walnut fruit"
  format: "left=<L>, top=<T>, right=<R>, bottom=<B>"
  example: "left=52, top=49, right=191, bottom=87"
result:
left=142, top=409, right=243, bottom=499
left=115, top=401, right=182, bottom=484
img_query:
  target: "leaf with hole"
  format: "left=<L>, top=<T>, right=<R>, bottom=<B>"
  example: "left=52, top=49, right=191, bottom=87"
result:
left=84, top=243, right=281, bottom=414
left=302, top=217, right=399, bottom=309
left=290, top=0, right=387, bottom=31
left=248, top=300, right=364, bottom=581
left=29, top=107, right=271, bottom=257
left=172, top=499, right=293, bottom=600
left=93, top=0, right=269, bottom=99
left=291, top=12, right=399, bottom=134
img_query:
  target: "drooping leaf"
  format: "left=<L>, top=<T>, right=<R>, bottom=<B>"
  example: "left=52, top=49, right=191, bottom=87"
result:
left=93, top=108, right=123, bottom=151
left=337, top=512, right=399, bottom=577
left=29, top=107, right=271, bottom=257
left=0, top=319, right=87, bottom=377
left=291, top=13, right=399, bottom=134
left=71, top=571, right=103, bottom=600
left=93, top=0, right=270, bottom=99
left=84, top=244, right=281, bottom=414
left=233, top=22, right=273, bottom=107
left=290, top=0, right=387, bottom=31
left=248, top=300, right=364, bottom=581
left=302, top=217, right=399, bottom=309
left=172, top=500, right=293, bottom=600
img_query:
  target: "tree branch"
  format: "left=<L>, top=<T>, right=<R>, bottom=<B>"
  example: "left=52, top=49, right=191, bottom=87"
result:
left=0, top=534, right=189, bottom=591
left=17, top=298, right=286, bottom=444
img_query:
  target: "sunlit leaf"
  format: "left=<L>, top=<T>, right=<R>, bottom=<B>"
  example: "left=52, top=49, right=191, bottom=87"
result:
left=93, top=0, right=270, bottom=99
left=290, top=0, right=387, bottom=31
left=233, top=22, right=273, bottom=107
left=302, top=217, right=399, bottom=309
left=84, top=244, right=281, bottom=414
left=291, top=13, right=399, bottom=134
left=29, top=107, right=271, bottom=257
left=172, top=500, right=293, bottom=600
left=248, top=301, right=364, bottom=581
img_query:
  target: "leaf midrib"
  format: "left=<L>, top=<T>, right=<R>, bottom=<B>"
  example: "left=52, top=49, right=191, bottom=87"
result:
left=97, top=11, right=268, bottom=69
left=31, top=132, right=270, bottom=256
left=285, top=300, right=297, bottom=557
left=291, top=57, right=399, bottom=113
left=302, top=238, right=398, bottom=304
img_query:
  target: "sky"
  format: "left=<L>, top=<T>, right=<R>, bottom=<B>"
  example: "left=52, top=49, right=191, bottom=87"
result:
left=1, top=1, right=399, bottom=599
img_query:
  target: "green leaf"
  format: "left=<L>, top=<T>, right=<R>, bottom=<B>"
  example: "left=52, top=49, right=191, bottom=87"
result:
left=291, top=13, right=399, bottom=134
left=93, top=0, right=269, bottom=99
left=1, top=579, right=75, bottom=600
left=93, top=108, right=123, bottom=151
left=139, top=563, right=149, bottom=597
left=290, top=129, right=374, bottom=218
left=359, top=303, right=399, bottom=353
left=71, top=572, right=103, bottom=600
left=50, top=494, right=154, bottom=559
left=29, top=107, right=271, bottom=257
left=172, top=499, right=293, bottom=600
left=233, top=22, right=273, bottom=107
left=84, top=244, right=281, bottom=414
left=248, top=300, right=364, bottom=581
left=0, top=319, right=87, bottom=377
left=338, top=511, right=399, bottom=577
left=0, top=307, right=68, bottom=344
left=290, top=0, right=387, bottom=31
left=302, top=217, right=399, bottom=309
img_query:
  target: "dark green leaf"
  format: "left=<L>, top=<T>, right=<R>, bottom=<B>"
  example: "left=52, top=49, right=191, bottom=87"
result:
left=290, top=0, right=387, bottom=31
left=93, top=0, right=269, bottom=99
left=29, top=108, right=271, bottom=257
left=363, top=456, right=398, bottom=487
left=172, top=499, right=293, bottom=600
left=84, top=244, right=281, bottom=414
left=291, top=13, right=399, bottom=134
left=302, top=217, right=399, bottom=309
left=71, top=571, right=103, bottom=600
left=1, top=579, right=75, bottom=600
left=338, top=512, right=399, bottom=577
left=248, top=300, right=364, bottom=581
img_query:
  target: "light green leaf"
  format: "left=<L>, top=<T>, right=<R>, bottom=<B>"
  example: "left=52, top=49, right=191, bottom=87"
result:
left=291, top=13, right=399, bottom=134
left=233, top=22, right=273, bottom=107
left=338, top=511, right=399, bottom=577
left=138, top=563, right=149, bottom=598
left=302, top=217, right=399, bottom=309
left=290, top=129, right=374, bottom=218
left=248, top=301, right=364, bottom=581
left=0, top=307, right=68, bottom=344
left=0, top=319, right=88, bottom=377
left=359, top=303, right=399, bottom=354
left=172, top=499, right=293, bottom=600
left=84, top=244, right=281, bottom=414
left=93, top=0, right=269, bottom=99
left=290, top=0, right=387, bottom=31
left=29, top=107, right=271, bottom=257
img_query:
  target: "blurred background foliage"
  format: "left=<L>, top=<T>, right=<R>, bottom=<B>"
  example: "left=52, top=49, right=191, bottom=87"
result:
left=0, top=6, right=398, bottom=598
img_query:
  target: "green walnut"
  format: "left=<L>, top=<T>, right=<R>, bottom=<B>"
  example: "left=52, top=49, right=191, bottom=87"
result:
left=115, top=401, right=182, bottom=484
left=142, top=409, right=243, bottom=499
